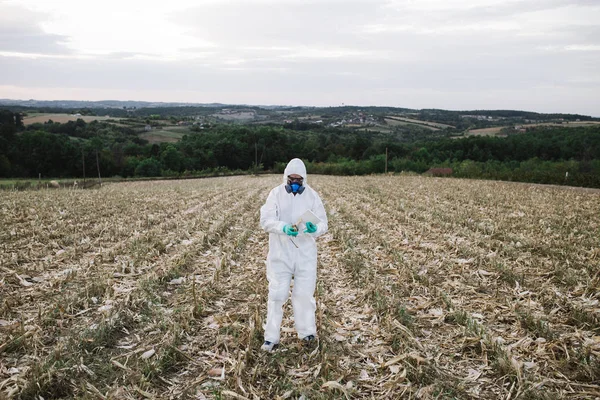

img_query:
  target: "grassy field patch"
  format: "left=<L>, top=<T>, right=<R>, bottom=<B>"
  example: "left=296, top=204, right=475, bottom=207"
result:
left=22, top=113, right=116, bottom=125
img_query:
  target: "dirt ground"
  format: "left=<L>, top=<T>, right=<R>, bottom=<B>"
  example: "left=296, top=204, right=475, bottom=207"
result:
left=1, top=175, right=599, bottom=399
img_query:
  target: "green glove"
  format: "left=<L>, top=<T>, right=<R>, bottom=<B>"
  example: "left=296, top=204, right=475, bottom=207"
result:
left=304, top=221, right=317, bottom=234
left=283, top=224, right=298, bottom=237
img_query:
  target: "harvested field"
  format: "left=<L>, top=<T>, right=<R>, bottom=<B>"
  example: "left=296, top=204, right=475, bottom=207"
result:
left=386, top=116, right=453, bottom=129
left=1, top=175, right=599, bottom=399
left=384, top=118, right=439, bottom=131
left=465, top=127, right=506, bottom=136
left=140, top=129, right=188, bottom=143
left=22, top=113, right=115, bottom=125
left=525, top=121, right=600, bottom=128
left=466, top=121, right=600, bottom=137
left=212, top=112, right=257, bottom=122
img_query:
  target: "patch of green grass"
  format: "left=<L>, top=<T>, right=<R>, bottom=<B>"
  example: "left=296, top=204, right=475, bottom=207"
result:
left=343, top=252, right=366, bottom=284
left=491, top=353, right=519, bottom=381
left=139, top=277, right=163, bottom=304
left=80, top=312, right=135, bottom=352
left=139, top=129, right=187, bottom=143
left=551, top=265, right=581, bottom=288
left=517, top=310, right=555, bottom=340
left=159, top=266, right=183, bottom=285
left=390, top=332, right=406, bottom=352
left=566, top=305, right=600, bottom=330
left=438, top=290, right=453, bottom=310
left=395, top=304, right=414, bottom=330
left=433, top=380, right=469, bottom=400
left=143, top=334, right=186, bottom=382
left=41, top=304, right=65, bottom=328
left=444, top=310, right=485, bottom=336
left=557, top=346, right=600, bottom=383
left=369, top=288, right=389, bottom=316
left=444, top=310, right=469, bottom=325
left=495, top=262, right=523, bottom=286
left=191, top=285, right=205, bottom=320
left=519, top=387, right=559, bottom=400
left=0, top=332, right=29, bottom=354
left=405, top=359, right=438, bottom=385
left=0, top=180, right=39, bottom=190
left=20, top=365, right=73, bottom=400
left=219, top=323, right=243, bottom=339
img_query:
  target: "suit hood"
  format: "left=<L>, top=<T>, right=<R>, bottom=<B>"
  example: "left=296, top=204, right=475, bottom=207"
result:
left=283, top=158, right=307, bottom=184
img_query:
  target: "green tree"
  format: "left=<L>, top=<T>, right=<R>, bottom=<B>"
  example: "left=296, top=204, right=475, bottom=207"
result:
left=0, top=154, right=11, bottom=177
left=160, top=144, right=182, bottom=172
left=456, top=160, right=482, bottom=177
left=122, top=156, right=140, bottom=177
left=0, top=110, right=17, bottom=143
left=135, top=158, right=161, bottom=177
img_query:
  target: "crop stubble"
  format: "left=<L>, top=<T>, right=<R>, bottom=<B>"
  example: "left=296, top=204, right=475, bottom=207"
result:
left=1, top=175, right=599, bottom=399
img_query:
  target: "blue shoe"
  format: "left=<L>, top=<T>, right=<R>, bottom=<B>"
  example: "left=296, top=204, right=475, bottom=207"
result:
left=302, top=335, right=316, bottom=344
left=261, top=341, right=279, bottom=352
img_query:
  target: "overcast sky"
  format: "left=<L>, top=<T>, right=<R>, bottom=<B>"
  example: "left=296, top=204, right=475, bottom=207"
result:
left=1, top=0, right=599, bottom=115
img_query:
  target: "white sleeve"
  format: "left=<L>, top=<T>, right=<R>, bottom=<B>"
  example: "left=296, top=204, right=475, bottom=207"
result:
left=260, top=189, right=286, bottom=235
left=309, top=192, right=328, bottom=238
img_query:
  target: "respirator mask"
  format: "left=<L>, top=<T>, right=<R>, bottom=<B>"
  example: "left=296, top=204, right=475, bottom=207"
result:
left=285, top=176, right=305, bottom=194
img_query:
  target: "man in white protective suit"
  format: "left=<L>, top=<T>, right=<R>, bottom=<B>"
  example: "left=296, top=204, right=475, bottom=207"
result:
left=259, top=158, right=328, bottom=352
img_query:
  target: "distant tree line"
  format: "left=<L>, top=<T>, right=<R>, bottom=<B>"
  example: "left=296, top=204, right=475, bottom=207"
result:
left=0, top=109, right=599, bottom=187
left=415, top=109, right=595, bottom=131
left=1, top=105, right=263, bottom=119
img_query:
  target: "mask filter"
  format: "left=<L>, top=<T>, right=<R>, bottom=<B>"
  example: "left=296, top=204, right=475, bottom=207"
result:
left=285, top=182, right=305, bottom=194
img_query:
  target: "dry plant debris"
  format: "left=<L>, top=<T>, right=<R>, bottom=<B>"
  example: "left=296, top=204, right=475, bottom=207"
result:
left=1, top=175, right=599, bottom=399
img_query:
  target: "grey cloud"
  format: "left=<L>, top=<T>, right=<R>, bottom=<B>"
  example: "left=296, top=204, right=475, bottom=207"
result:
left=362, top=1, right=600, bottom=40
left=0, top=31, right=70, bottom=54
left=170, top=0, right=385, bottom=48
left=166, top=0, right=600, bottom=72
left=433, top=0, right=593, bottom=20
left=0, top=0, right=598, bottom=115
left=1, top=54, right=598, bottom=115
left=0, top=43, right=590, bottom=93
left=0, top=4, right=71, bottom=54
left=102, top=52, right=153, bottom=59
left=577, top=25, right=600, bottom=44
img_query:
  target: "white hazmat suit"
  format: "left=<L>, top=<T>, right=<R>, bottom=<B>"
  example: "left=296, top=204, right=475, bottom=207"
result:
left=260, top=158, right=328, bottom=344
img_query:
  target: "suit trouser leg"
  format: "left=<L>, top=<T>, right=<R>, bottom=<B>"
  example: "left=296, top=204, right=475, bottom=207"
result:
left=291, top=257, right=317, bottom=339
left=265, top=258, right=293, bottom=343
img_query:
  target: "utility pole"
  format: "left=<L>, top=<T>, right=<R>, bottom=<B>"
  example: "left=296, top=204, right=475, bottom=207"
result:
left=255, top=142, right=258, bottom=168
left=82, top=148, right=86, bottom=187
left=258, top=144, right=265, bottom=167
left=385, top=147, right=388, bottom=174
left=95, top=149, right=102, bottom=187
